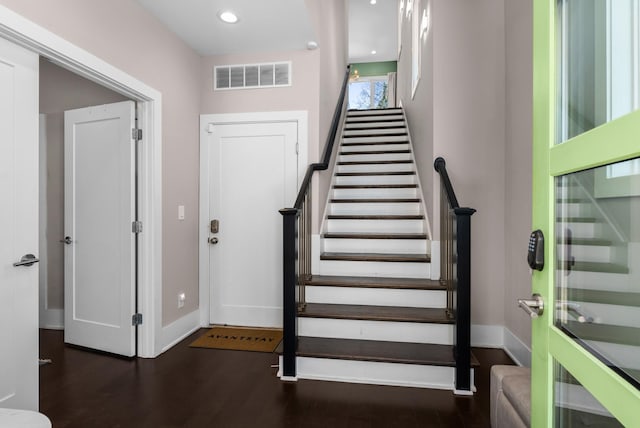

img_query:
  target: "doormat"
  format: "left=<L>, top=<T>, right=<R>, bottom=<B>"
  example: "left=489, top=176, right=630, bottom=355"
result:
left=189, top=326, right=283, bottom=353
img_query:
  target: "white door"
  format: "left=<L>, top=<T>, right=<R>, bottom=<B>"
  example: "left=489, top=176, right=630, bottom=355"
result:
left=207, top=121, right=298, bottom=327
left=64, top=101, right=137, bottom=356
left=0, top=38, right=39, bottom=410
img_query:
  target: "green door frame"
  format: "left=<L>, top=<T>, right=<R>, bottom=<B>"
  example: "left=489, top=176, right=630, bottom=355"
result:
left=532, top=0, right=640, bottom=426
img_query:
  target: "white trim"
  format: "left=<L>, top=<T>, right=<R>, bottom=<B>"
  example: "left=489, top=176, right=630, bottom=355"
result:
left=0, top=4, right=163, bottom=358
left=199, top=111, right=309, bottom=327
left=39, top=309, right=63, bottom=331
left=503, top=327, right=532, bottom=367
left=470, top=324, right=505, bottom=348
left=160, top=310, right=201, bottom=354
left=38, top=114, right=49, bottom=328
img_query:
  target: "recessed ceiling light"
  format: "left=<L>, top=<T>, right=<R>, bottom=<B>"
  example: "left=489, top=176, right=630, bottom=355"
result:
left=218, top=10, right=238, bottom=24
left=370, top=0, right=377, bottom=4
left=371, top=50, right=377, bottom=55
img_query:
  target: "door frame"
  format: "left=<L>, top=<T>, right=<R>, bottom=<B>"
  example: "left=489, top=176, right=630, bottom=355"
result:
left=532, top=0, right=640, bottom=425
left=0, top=5, right=163, bottom=357
left=198, top=111, right=308, bottom=326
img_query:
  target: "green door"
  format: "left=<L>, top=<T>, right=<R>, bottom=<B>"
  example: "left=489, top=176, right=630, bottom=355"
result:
left=533, top=0, right=640, bottom=426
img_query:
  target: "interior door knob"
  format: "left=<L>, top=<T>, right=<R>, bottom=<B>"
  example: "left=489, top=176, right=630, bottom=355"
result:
left=13, top=254, right=40, bottom=267
left=59, top=236, right=72, bottom=245
left=517, top=294, right=544, bottom=318
left=209, top=237, right=219, bottom=245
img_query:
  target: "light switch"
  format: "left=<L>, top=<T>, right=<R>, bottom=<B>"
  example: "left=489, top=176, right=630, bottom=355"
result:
left=178, top=205, right=185, bottom=220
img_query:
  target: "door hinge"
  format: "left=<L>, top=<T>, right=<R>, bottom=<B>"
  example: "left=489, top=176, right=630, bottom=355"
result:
left=132, top=128, right=142, bottom=141
left=207, top=123, right=215, bottom=134
left=295, top=142, right=299, bottom=154
left=132, top=221, right=143, bottom=234
left=132, top=313, right=143, bottom=326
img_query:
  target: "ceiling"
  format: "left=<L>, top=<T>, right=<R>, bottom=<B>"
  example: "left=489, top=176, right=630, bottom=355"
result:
left=136, top=0, right=398, bottom=64
left=348, top=0, right=398, bottom=63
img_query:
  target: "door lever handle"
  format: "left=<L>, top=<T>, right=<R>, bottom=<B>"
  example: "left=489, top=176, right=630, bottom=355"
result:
left=59, top=236, right=72, bottom=245
left=517, top=294, right=544, bottom=318
left=13, top=254, right=40, bottom=267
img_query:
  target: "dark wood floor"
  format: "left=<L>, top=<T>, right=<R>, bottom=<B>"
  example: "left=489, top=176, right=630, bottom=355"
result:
left=40, top=329, right=514, bottom=428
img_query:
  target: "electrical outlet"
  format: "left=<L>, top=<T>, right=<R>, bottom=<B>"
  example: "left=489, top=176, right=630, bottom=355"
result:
left=178, top=293, right=186, bottom=308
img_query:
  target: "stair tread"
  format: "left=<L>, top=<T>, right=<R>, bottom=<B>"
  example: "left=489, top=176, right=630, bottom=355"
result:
left=564, top=261, right=629, bottom=274
left=333, top=184, right=418, bottom=189
left=294, top=337, right=480, bottom=367
left=343, top=133, right=408, bottom=138
left=341, top=141, right=409, bottom=146
left=330, top=198, right=420, bottom=203
left=321, top=252, right=430, bottom=262
left=303, top=275, right=444, bottom=290
left=328, top=214, right=424, bottom=219
left=299, top=303, right=450, bottom=323
left=556, top=217, right=598, bottom=223
left=340, top=150, right=411, bottom=155
left=338, top=160, right=413, bottom=165
left=566, top=288, right=640, bottom=307
left=323, top=232, right=427, bottom=240
left=336, top=171, right=416, bottom=176
left=556, top=237, right=612, bottom=246
left=563, top=321, right=640, bottom=346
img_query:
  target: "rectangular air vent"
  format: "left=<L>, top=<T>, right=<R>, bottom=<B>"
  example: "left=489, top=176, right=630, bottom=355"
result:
left=214, top=61, right=292, bottom=90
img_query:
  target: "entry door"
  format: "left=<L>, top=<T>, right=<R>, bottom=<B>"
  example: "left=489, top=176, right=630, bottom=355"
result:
left=0, top=38, right=39, bottom=410
left=64, top=101, right=137, bottom=356
left=532, top=0, right=640, bottom=425
left=207, top=121, right=298, bottom=327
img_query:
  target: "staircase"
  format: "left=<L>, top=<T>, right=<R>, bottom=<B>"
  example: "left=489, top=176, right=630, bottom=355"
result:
left=279, top=107, right=478, bottom=391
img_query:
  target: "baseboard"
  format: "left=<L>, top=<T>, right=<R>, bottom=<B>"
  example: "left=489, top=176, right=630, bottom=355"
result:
left=470, top=324, right=504, bottom=348
left=160, top=309, right=201, bottom=354
left=40, top=308, right=63, bottom=330
left=503, top=327, right=531, bottom=367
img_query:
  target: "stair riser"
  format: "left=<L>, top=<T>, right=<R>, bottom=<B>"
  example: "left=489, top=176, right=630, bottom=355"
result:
left=280, top=356, right=463, bottom=390
left=333, top=188, right=418, bottom=199
left=583, top=341, right=640, bottom=370
left=330, top=202, right=421, bottom=215
left=341, top=143, right=410, bottom=152
left=562, top=271, right=631, bottom=291
left=322, top=238, right=428, bottom=254
left=341, top=135, right=409, bottom=144
left=345, top=121, right=406, bottom=130
left=318, top=259, right=431, bottom=278
left=557, top=244, right=611, bottom=263
left=343, top=128, right=407, bottom=137
left=348, top=109, right=403, bottom=117
left=557, top=222, right=597, bottom=238
left=326, top=219, right=424, bottom=233
left=559, top=203, right=593, bottom=218
left=305, top=286, right=446, bottom=308
left=338, top=163, right=414, bottom=173
left=346, top=115, right=405, bottom=123
left=335, top=175, right=417, bottom=185
left=339, top=153, right=412, bottom=163
left=298, top=318, right=452, bottom=344
left=568, top=301, right=640, bottom=328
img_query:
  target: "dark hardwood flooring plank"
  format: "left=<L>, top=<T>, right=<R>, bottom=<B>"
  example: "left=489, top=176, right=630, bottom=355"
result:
left=39, top=329, right=514, bottom=428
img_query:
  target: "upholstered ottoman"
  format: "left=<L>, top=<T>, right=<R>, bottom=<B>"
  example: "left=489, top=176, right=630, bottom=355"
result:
left=490, top=365, right=531, bottom=428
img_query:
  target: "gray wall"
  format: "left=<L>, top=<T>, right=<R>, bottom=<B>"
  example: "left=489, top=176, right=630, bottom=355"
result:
left=504, top=0, right=534, bottom=347
left=39, top=58, right=129, bottom=312
left=0, top=0, right=203, bottom=326
left=397, top=0, right=535, bottom=348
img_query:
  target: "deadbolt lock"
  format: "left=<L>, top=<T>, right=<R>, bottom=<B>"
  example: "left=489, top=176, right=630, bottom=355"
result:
left=210, top=219, right=219, bottom=234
